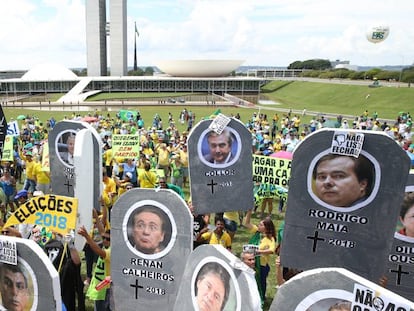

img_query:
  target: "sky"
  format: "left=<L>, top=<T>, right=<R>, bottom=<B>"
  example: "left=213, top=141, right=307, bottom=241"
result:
left=1, top=0, right=413, bottom=71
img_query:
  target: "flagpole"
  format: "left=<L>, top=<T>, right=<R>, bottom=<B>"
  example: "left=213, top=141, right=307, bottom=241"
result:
left=133, top=21, right=138, bottom=71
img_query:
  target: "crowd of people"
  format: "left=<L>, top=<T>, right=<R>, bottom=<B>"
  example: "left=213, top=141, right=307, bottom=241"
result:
left=0, top=107, right=412, bottom=310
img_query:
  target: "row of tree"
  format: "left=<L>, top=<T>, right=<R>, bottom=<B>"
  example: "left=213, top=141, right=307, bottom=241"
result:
left=287, top=59, right=414, bottom=83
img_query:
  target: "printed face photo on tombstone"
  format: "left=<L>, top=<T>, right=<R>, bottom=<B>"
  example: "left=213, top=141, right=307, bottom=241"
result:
left=310, top=152, right=377, bottom=209
left=0, top=259, right=36, bottom=311
left=124, top=202, right=175, bottom=259
left=305, top=299, right=351, bottom=311
left=295, top=289, right=353, bottom=311
left=191, top=258, right=240, bottom=311
left=198, top=127, right=241, bottom=168
left=396, top=192, right=414, bottom=238
left=55, top=130, right=77, bottom=167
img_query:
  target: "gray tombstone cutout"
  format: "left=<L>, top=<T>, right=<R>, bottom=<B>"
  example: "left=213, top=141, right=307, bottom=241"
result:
left=280, top=129, right=411, bottom=283
left=188, top=117, right=253, bottom=214
left=173, top=244, right=261, bottom=311
left=386, top=233, right=414, bottom=302
left=48, top=120, right=101, bottom=207
left=0, top=106, right=7, bottom=160
left=406, top=173, right=414, bottom=192
left=0, top=236, right=62, bottom=310
left=270, top=268, right=414, bottom=311
left=385, top=187, right=414, bottom=302
left=74, top=128, right=95, bottom=251
left=111, top=188, right=192, bottom=311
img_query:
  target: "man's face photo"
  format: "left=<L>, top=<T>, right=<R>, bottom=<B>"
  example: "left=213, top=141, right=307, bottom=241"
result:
left=314, top=156, right=368, bottom=207
left=1, top=267, right=29, bottom=311
left=207, top=132, right=231, bottom=164
left=67, top=136, right=75, bottom=156
left=133, top=211, right=165, bottom=254
left=196, top=272, right=226, bottom=311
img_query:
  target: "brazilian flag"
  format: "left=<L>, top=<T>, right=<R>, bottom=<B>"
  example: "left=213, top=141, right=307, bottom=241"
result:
left=119, top=110, right=137, bottom=122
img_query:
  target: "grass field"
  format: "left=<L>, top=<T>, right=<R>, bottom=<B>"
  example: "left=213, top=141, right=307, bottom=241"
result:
left=3, top=80, right=411, bottom=310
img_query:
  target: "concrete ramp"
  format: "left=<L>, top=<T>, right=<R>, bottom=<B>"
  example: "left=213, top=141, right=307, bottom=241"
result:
left=57, top=77, right=101, bottom=103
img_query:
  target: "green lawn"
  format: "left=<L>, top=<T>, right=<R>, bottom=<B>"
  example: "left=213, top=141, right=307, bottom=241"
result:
left=260, top=80, right=412, bottom=120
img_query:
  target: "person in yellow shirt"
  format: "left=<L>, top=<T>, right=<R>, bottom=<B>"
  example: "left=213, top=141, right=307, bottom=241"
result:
left=244, top=210, right=276, bottom=301
left=138, top=162, right=157, bottom=189
left=102, top=170, right=117, bottom=208
left=33, top=156, right=50, bottom=194
left=103, top=144, right=114, bottom=177
left=197, top=215, right=232, bottom=251
left=22, top=151, right=36, bottom=197
left=141, top=143, right=154, bottom=158
left=115, top=173, right=134, bottom=197
left=155, top=143, right=170, bottom=178
left=273, top=137, right=283, bottom=153
left=77, top=225, right=112, bottom=310
left=178, top=144, right=189, bottom=187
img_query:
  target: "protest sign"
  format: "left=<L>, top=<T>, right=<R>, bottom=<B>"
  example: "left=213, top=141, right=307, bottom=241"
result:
left=280, top=129, right=411, bottom=282
left=188, top=117, right=253, bottom=214
left=112, top=134, right=140, bottom=159
left=4, top=194, right=78, bottom=235
left=111, top=188, right=192, bottom=311
left=7, top=120, right=19, bottom=136
left=253, top=154, right=291, bottom=187
left=0, top=135, right=14, bottom=162
left=270, top=268, right=414, bottom=311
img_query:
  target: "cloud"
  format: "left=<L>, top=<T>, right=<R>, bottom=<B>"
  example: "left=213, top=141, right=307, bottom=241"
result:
left=1, top=0, right=414, bottom=70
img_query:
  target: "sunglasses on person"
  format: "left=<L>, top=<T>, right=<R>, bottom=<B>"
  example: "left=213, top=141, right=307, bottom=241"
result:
left=103, top=236, right=111, bottom=241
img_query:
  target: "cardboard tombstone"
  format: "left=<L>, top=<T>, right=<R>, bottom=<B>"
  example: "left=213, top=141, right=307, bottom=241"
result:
left=48, top=120, right=102, bottom=201
left=188, top=116, right=253, bottom=214
left=406, top=173, right=414, bottom=192
left=0, top=106, right=7, bottom=160
left=0, top=236, right=62, bottom=311
left=270, top=267, right=414, bottom=311
left=280, top=129, right=410, bottom=283
left=111, top=188, right=193, bottom=311
left=173, top=244, right=261, bottom=311
left=73, top=128, right=95, bottom=251
left=384, top=189, right=414, bottom=301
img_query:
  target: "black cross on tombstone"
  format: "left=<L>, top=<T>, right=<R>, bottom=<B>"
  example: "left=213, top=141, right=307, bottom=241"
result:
left=306, top=231, right=325, bottom=252
left=130, top=279, right=144, bottom=300
left=390, top=264, right=409, bottom=285
left=207, top=179, right=218, bottom=194
left=64, top=178, right=73, bottom=193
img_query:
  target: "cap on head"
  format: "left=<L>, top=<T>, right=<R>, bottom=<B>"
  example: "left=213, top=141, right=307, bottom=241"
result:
left=125, top=172, right=133, bottom=179
left=15, top=189, right=28, bottom=200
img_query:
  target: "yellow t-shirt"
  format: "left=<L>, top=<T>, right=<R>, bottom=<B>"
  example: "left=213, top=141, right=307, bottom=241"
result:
left=138, top=170, right=157, bottom=188
left=248, top=225, right=276, bottom=266
left=201, top=231, right=232, bottom=249
left=33, top=162, right=50, bottom=184
left=157, top=148, right=170, bottom=166
left=25, top=159, right=36, bottom=179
